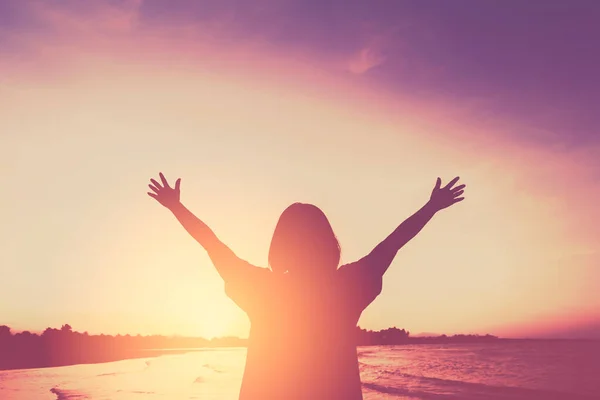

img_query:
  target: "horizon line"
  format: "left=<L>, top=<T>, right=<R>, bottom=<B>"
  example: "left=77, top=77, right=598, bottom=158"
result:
left=4, top=324, right=600, bottom=341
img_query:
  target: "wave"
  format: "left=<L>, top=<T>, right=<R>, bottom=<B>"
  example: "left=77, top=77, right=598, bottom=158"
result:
left=117, top=390, right=154, bottom=394
left=50, top=387, right=88, bottom=400
left=357, top=349, right=376, bottom=356
left=363, top=374, right=598, bottom=400
left=94, top=358, right=152, bottom=377
left=202, top=363, right=225, bottom=373
left=95, top=372, right=118, bottom=377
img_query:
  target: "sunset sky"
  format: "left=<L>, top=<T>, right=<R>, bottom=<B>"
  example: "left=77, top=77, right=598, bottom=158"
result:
left=1, top=0, right=599, bottom=340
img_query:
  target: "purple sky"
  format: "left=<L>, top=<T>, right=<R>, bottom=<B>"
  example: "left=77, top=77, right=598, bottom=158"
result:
left=2, top=0, right=598, bottom=147
left=1, top=0, right=599, bottom=338
left=137, top=0, right=600, bottom=145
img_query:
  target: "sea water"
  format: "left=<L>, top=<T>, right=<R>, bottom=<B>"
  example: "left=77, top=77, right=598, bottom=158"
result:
left=1, top=341, right=599, bottom=399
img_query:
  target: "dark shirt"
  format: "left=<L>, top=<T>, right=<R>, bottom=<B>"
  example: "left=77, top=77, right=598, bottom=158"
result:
left=225, top=260, right=382, bottom=400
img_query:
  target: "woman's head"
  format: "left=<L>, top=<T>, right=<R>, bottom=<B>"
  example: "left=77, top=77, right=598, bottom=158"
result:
left=268, top=203, right=341, bottom=276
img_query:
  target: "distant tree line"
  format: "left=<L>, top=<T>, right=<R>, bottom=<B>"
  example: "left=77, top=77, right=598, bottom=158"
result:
left=0, top=324, right=497, bottom=370
left=0, top=324, right=246, bottom=370
left=355, top=326, right=498, bottom=345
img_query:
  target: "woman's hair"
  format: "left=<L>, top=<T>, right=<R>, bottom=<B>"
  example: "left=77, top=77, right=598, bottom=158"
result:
left=268, top=203, right=341, bottom=275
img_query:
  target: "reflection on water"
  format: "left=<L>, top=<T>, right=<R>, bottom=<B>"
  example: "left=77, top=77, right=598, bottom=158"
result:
left=1, top=341, right=599, bottom=399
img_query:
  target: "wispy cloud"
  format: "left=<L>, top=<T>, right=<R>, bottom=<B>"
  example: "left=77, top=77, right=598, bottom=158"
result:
left=346, top=31, right=390, bottom=74
left=4, top=0, right=597, bottom=149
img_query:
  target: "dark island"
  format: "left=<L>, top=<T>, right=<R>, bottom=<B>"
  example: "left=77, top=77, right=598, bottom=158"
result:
left=0, top=324, right=498, bottom=371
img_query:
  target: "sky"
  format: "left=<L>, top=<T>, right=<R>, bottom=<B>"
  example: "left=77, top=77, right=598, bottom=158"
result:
left=1, top=0, right=599, bottom=339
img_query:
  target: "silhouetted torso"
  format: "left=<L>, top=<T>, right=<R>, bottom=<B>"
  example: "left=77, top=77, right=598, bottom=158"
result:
left=226, top=261, right=381, bottom=400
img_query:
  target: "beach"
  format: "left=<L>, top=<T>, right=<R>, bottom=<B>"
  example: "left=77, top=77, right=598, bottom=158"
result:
left=1, top=341, right=599, bottom=400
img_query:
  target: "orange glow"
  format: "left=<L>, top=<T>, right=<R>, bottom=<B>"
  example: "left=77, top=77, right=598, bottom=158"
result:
left=1, top=1, right=599, bottom=340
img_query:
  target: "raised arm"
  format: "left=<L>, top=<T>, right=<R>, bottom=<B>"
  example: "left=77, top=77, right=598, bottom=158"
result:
left=359, top=177, right=466, bottom=277
left=147, top=173, right=255, bottom=282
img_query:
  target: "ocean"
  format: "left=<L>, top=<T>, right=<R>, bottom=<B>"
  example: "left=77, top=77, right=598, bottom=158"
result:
left=1, top=341, right=599, bottom=399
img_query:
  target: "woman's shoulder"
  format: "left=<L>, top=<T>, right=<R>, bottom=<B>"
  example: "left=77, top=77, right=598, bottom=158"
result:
left=335, top=261, right=363, bottom=278
left=335, top=261, right=383, bottom=295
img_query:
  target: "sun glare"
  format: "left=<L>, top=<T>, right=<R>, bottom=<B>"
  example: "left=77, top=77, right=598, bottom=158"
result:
left=2, top=50, right=599, bottom=339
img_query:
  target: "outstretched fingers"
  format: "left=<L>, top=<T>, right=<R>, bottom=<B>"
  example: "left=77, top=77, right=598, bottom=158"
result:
left=147, top=192, right=158, bottom=199
left=451, top=181, right=465, bottom=204
left=452, top=184, right=466, bottom=193
left=159, top=172, right=170, bottom=188
left=148, top=184, right=160, bottom=194
left=443, top=177, right=460, bottom=190
left=150, top=178, right=162, bottom=190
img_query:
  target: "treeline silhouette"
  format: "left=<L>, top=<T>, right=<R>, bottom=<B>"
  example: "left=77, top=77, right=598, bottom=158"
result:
left=0, top=324, right=497, bottom=370
left=355, top=326, right=498, bottom=345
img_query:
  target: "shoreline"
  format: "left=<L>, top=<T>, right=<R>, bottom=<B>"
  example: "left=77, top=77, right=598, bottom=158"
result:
left=0, top=347, right=243, bottom=372
left=2, top=339, right=597, bottom=372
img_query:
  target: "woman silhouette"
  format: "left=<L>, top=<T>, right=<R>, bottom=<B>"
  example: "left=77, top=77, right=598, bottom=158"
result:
left=148, top=173, right=465, bottom=399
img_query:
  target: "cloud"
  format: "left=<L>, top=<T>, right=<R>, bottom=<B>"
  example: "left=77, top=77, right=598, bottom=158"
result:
left=345, top=31, right=391, bottom=74
left=1, top=0, right=600, bottom=338
left=0, top=0, right=142, bottom=73
left=2, top=0, right=599, bottom=151
left=2, top=1, right=599, bottom=182
left=0, top=0, right=141, bottom=37
left=347, top=47, right=386, bottom=74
